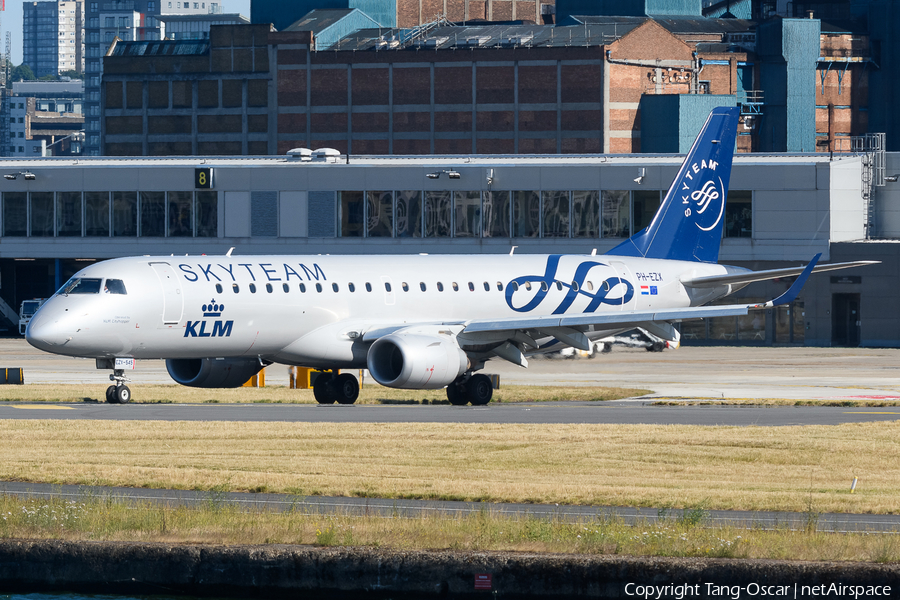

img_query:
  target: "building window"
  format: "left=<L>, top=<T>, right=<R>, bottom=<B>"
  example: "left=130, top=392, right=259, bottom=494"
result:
left=2, top=192, right=27, bottom=236
left=105, top=16, right=114, bottom=26
left=395, top=191, right=422, bottom=237
left=366, top=191, right=392, bottom=237
left=601, top=190, right=630, bottom=238
left=196, top=191, right=217, bottom=237
left=572, top=190, right=599, bottom=238
left=113, top=191, right=137, bottom=237
left=724, top=190, right=752, bottom=238
left=85, top=191, right=109, bottom=236
left=454, top=191, right=481, bottom=238
left=168, top=191, right=192, bottom=236
left=90, top=1, right=98, bottom=11
left=139, top=191, right=165, bottom=236
left=57, top=192, right=83, bottom=237
left=542, top=190, right=569, bottom=238
left=425, top=191, right=451, bottom=237
left=340, top=191, right=364, bottom=237
left=512, top=191, right=539, bottom=238
left=148, top=1, right=155, bottom=9
left=483, top=191, right=510, bottom=237
left=632, top=190, right=660, bottom=234
left=30, top=192, right=54, bottom=237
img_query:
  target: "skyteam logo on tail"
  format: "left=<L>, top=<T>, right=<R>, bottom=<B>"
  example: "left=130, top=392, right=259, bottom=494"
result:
left=184, top=299, right=233, bottom=338
left=681, top=160, right=725, bottom=232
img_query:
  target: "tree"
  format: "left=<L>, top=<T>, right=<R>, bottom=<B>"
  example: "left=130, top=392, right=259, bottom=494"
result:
left=10, top=64, right=35, bottom=82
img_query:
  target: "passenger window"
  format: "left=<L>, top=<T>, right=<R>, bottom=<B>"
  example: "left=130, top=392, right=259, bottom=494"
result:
left=266, top=283, right=273, bottom=293
left=332, top=283, right=339, bottom=292
left=385, top=282, right=392, bottom=292
left=496, top=282, right=503, bottom=291
left=512, top=282, right=519, bottom=291
left=216, top=283, right=223, bottom=294
left=232, top=283, right=239, bottom=293
left=603, top=280, right=611, bottom=292
left=104, top=279, right=127, bottom=294
left=61, top=277, right=102, bottom=294
left=366, top=282, right=372, bottom=292
left=249, top=283, right=257, bottom=293
left=420, top=282, right=426, bottom=291
left=540, top=282, right=549, bottom=292
left=437, top=282, right=444, bottom=292
left=556, top=281, right=563, bottom=291
left=316, top=283, right=323, bottom=292
left=572, top=281, right=579, bottom=292
left=452, top=282, right=459, bottom=291
left=468, top=282, right=474, bottom=291
left=300, top=283, right=306, bottom=293
left=402, top=282, right=409, bottom=292
left=525, top=282, right=532, bottom=291
left=483, top=282, right=490, bottom=291
left=586, top=281, right=594, bottom=291
left=349, top=283, right=356, bottom=292
left=282, top=283, right=289, bottom=292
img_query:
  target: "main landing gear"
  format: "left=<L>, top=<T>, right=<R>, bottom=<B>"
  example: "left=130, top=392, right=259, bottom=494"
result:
left=105, top=369, right=132, bottom=404
left=446, top=373, right=493, bottom=406
left=313, top=371, right=360, bottom=405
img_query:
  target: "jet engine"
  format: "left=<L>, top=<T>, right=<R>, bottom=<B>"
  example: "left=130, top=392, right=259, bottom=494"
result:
left=166, top=357, right=264, bottom=388
left=367, top=333, right=468, bottom=389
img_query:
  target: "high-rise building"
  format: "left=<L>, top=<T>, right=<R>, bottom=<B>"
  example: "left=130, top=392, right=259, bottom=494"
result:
left=83, top=0, right=221, bottom=155
left=23, top=0, right=84, bottom=79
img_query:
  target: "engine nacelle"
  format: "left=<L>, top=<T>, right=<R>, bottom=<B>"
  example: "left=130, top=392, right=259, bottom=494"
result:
left=166, top=358, right=263, bottom=388
left=367, top=333, right=468, bottom=389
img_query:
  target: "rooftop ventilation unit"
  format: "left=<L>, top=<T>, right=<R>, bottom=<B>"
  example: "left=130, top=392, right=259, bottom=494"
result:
left=286, top=148, right=312, bottom=161
left=311, top=148, right=342, bottom=163
left=463, top=36, right=491, bottom=47
left=501, top=33, right=533, bottom=46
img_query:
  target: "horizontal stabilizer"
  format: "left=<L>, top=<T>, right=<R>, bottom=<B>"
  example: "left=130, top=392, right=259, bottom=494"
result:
left=682, top=260, right=879, bottom=289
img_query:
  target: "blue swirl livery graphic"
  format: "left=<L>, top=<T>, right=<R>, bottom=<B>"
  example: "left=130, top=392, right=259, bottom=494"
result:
left=505, top=255, right=634, bottom=314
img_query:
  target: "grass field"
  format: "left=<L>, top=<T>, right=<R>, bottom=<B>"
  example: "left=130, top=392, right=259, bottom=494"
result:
left=0, top=383, right=648, bottom=404
left=2, top=493, right=899, bottom=563
left=2, top=419, right=899, bottom=514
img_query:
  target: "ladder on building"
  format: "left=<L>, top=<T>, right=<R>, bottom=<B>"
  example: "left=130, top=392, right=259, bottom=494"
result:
left=398, top=15, right=451, bottom=47
left=851, top=132, right=885, bottom=238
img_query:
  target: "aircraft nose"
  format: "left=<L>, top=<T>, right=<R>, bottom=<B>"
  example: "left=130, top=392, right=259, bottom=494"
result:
left=25, top=310, right=68, bottom=352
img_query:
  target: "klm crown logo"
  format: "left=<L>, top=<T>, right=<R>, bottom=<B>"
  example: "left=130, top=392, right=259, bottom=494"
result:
left=185, top=298, right=233, bottom=338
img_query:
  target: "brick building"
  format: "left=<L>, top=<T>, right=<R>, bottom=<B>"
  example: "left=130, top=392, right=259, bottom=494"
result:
left=102, top=17, right=762, bottom=156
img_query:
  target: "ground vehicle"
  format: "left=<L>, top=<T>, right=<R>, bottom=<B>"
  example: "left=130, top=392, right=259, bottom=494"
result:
left=19, top=299, right=46, bottom=336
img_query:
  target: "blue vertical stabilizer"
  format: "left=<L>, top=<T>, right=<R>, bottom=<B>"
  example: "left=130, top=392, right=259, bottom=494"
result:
left=606, top=106, right=739, bottom=263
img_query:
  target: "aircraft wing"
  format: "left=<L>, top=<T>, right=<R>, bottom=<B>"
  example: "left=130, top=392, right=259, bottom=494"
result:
left=460, top=254, right=824, bottom=354
left=681, top=260, right=879, bottom=289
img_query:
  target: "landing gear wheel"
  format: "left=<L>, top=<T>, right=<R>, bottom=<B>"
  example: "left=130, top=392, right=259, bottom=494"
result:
left=115, top=385, right=132, bottom=404
left=466, top=374, right=493, bottom=406
left=446, top=382, right=468, bottom=406
left=313, top=375, right=336, bottom=404
left=105, top=385, right=118, bottom=404
left=334, top=373, right=359, bottom=405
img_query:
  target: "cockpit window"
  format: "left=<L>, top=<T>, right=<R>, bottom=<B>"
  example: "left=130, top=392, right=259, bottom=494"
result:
left=104, top=279, right=127, bottom=294
left=60, top=277, right=102, bottom=295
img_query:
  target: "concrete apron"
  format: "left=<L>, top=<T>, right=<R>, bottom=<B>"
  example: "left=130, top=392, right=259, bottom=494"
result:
left=1, top=539, right=898, bottom=599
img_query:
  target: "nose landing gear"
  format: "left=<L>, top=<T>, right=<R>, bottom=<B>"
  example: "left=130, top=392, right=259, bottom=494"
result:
left=105, top=369, right=132, bottom=404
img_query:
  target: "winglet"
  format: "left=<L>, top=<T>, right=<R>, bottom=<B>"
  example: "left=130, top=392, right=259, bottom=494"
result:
left=751, top=253, right=821, bottom=309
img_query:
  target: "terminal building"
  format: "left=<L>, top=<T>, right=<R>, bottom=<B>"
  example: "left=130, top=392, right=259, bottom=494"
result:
left=0, top=149, right=895, bottom=347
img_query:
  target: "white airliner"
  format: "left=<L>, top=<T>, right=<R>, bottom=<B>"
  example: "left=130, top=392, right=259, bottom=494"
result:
left=25, top=107, right=875, bottom=405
